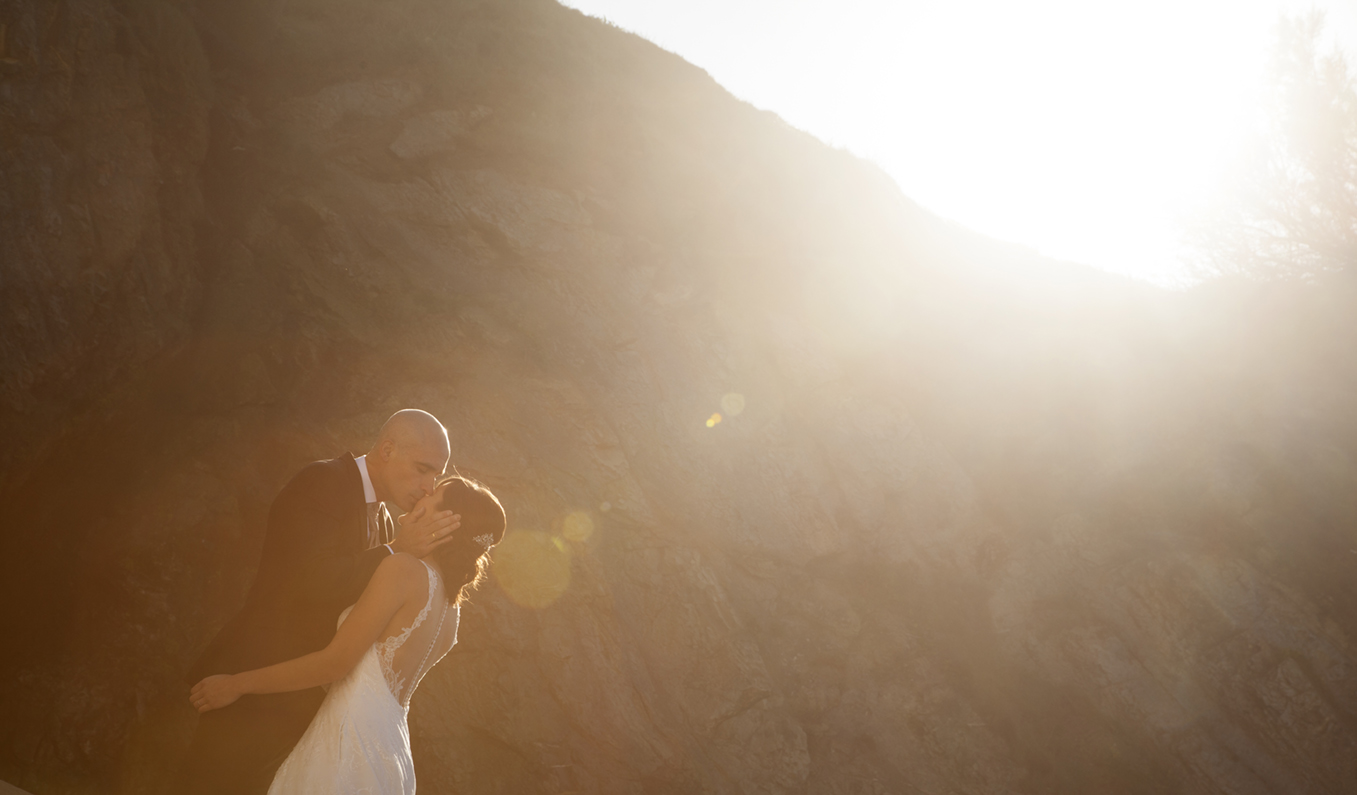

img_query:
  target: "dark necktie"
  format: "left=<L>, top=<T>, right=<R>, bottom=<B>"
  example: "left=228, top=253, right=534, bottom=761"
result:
left=366, top=502, right=383, bottom=548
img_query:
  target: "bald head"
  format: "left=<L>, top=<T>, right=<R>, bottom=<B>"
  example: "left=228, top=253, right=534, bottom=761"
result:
left=366, top=409, right=451, bottom=511
left=377, top=409, right=448, bottom=451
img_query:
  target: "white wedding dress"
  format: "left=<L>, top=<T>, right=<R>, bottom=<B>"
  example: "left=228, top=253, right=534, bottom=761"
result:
left=269, top=560, right=459, bottom=795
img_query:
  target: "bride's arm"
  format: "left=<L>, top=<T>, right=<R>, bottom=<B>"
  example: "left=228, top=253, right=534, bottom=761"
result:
left=190, top=554, right=425, bottom=712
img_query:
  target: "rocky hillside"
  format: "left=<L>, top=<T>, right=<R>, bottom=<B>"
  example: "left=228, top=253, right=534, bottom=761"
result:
left=2, top=1, right=1356, bottom=793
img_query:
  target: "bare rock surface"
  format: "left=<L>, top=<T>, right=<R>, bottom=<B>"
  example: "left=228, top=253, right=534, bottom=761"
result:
left=2, top=1, right=1356, bottom=794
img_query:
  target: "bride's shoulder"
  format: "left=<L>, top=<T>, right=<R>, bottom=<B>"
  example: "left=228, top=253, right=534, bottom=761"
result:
left=362, top=554, right=428, bottom=606
left=375, top=552, right=429, bottom=583
left=377, top=550, right=423, bottom=575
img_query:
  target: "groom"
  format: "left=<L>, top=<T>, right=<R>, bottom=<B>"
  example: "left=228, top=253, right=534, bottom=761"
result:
left=178, top=409, right=460, bottom=795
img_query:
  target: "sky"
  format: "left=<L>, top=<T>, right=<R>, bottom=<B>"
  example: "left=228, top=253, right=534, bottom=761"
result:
left=559, top=0, right=1357, bottom=285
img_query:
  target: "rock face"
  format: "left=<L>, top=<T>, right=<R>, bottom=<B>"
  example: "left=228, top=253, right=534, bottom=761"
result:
left=0, top=0, right=211, bottom=486
left=2, top=1, right=1356, bottom=794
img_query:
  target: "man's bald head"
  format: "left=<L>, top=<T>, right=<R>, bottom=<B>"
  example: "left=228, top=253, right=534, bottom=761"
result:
left=377, top=409, right=448, bottom=451
left=366, top=409, right=451, bottom=511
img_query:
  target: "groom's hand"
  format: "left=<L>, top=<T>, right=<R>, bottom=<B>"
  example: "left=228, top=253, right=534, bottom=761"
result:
left=190, top=675, right=242, bottom=713
left=391, top=505, right=461, bottom=558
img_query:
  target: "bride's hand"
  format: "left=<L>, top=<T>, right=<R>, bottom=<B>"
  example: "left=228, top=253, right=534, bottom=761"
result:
left=391, top=486, right=460, bottom=558
left=190, top=674, right=243, bottom=713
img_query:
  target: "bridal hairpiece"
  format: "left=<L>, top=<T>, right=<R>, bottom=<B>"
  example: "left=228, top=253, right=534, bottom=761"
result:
left=472, top=533, right=495, bottom=549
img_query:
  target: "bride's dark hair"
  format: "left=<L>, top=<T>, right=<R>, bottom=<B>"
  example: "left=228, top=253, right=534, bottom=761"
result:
left=429, top=476, right=506, bottom=605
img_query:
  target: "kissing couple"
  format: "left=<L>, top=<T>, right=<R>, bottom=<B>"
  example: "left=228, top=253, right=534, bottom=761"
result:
left=177, top=409, right=506, bottom=795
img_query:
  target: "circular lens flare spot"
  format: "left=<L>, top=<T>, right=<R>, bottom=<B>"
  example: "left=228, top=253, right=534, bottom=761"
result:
left=492, top=530, right=571, bottom=609
left=706, top=413, right=722, bottom=428
left=562, top=511, right=594, bottom=542
left=720, top=393, right=746, bottom=416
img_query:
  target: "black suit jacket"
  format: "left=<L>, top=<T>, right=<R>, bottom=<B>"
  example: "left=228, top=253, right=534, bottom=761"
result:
left=189, top=453, right=393, bottom=682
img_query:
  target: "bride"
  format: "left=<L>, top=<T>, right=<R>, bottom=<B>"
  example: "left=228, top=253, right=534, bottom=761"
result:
left=190, top=476, right=505, bottom=794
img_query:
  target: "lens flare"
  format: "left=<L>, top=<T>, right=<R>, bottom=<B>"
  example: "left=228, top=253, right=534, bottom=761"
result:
left=562, top=511, right=594, bottom=542
left=720, top=393, right=746, bottom=416
left=492, top=530, right=571, bottom=609
left=706, top=413, right=722, bottom=428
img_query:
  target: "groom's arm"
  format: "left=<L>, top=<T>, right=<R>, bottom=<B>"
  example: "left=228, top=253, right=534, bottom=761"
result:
left=271, top=466, right=390, bottom=609
left=296, top=519, right=389, bottom=609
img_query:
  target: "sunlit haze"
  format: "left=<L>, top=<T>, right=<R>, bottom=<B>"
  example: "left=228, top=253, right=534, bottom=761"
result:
left=561, top=0, right=1357, bottom=285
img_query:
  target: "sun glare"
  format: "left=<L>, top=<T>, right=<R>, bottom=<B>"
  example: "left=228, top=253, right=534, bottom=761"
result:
left=562, top=0, right=1357, bottom=285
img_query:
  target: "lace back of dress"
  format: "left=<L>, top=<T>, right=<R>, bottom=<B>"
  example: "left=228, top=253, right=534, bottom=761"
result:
left=374, top=560, right=457, bottom=708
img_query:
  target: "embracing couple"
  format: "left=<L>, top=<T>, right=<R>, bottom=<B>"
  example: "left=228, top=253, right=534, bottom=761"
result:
left=177, top=409, right=505, bottom=795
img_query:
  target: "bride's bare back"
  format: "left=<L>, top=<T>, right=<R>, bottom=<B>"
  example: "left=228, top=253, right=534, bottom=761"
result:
left=371, top=557, right=457, bottom=707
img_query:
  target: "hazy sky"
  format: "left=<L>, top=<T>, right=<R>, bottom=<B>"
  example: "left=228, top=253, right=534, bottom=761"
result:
left=559, top=0, right=1357, bottom=285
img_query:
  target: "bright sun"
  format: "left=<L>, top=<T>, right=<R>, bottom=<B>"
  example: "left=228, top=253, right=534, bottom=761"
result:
left=561, top=0, right=1357, bottom=285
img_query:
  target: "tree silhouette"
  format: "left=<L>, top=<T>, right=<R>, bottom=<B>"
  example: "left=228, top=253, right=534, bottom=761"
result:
left=1194, top=13, right=1357, bottom=280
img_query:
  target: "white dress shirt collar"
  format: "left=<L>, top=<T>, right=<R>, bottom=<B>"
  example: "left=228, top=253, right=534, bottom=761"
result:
left=354, top=454, right=378, bottom=504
